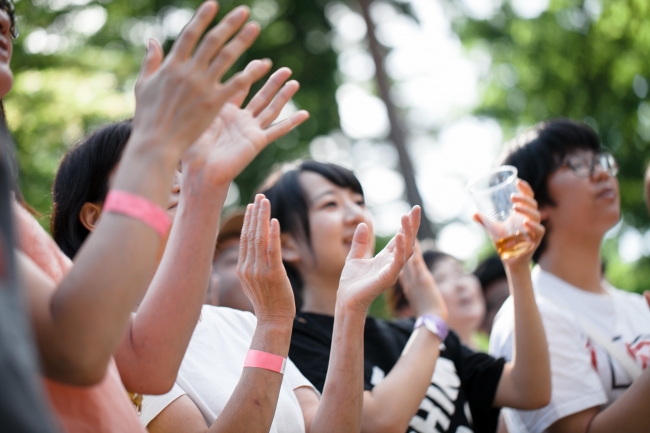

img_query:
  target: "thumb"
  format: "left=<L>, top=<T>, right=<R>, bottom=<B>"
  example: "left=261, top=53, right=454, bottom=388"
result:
left=347, top=223, right=369, bottom=260
left=473, top=212, right=486, bottom=228
left=135, top=39, right=163, bottom=91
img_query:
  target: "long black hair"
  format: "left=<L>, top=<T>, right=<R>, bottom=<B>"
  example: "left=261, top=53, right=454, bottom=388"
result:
left=259, top=160, right=364, bottom=310
left=499, top=118, right=601, bottom=261
left=51, top=120, right=132, bottom=258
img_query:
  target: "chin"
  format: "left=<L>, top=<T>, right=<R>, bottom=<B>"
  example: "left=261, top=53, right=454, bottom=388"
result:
left=0, top=67, right=12, bottom=99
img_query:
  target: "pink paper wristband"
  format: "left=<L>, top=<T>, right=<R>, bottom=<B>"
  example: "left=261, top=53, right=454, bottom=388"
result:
left=244, top=350, right=287, bottom=374
left=103, top=190, right=171, bottom=238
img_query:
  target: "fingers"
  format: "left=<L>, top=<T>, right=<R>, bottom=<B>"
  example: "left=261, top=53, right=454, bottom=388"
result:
left=246, top=68, right=293, bottom=116
left=192, top=6, right=250, bottom=66
left=135, top=39, right=163, bottom=92
left=257, top=80, right=301, bottom=128
left=264, top=111, right=310, bottom=143
left=516, top=179, right=534, bottom=197
left=227, top=59, right=272, bottom=108
left=207, top=22, right=261, bottom=81
left=251, top=194, right=264, bottom=268
left=268, top=218, right=283, bottom=268
left=511, top=193, right=538, bottom=210
left=514, top=203, right=541, bottom=223
left=473, top=212, right=485, bottom=228
left=237, top=203, right=254, bottom=275
left=216, top=59, right=272, bottom=107
left=169, top=1, right=219, bottom=60
left=380, top=232, right=407, bottom=283
left=256, top=197, right=272, bottom=267
left=348, top=223, right=370, bottom=260
left=524, top=219, right=545, bottom=242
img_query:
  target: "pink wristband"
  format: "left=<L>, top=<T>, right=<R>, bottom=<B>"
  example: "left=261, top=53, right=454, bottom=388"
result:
left=244, top=350, right=287, bottom=374
left=103, top=190, right=171, bottom=238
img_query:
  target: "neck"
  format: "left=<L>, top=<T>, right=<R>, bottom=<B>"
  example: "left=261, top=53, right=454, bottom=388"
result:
left=537, top=229, right=606, bottom=294
left=300, top=270, right=341, bottom=316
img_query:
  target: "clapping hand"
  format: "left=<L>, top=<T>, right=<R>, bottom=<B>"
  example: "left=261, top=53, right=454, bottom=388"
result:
left=398, top=241, right=448, bottom=320
left=132, top=1, right=266, bottom=155
left=337, top=206, right=421, bottom=313
left=182, top=63, right=310, bottom=186
left=237, top=195, right=296, bottom=325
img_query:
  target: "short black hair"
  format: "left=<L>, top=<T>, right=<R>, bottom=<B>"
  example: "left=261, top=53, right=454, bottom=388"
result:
left=473, top=255, right=506, bottom=291
left=499, top=118, right=601, bottom=261
left=51, top=120, right=132, bottom=259
left=259, top=160, right=364, bottom=309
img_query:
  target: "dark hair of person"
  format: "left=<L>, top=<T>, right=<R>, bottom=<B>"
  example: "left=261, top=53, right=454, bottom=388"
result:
left=51, top=120, right=132, bottom=259
left=386, top=249, right=453, bottom=316
left=499, top=118, right=601, bottom=261
left=258, top=160, right=364, bottom=310
left=473, top=255, right=506, bottom=292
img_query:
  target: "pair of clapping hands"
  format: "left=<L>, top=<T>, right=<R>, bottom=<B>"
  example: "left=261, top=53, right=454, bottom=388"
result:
left=132, top=1, right=308, bottom=190
left=236, top=182, right=545, bottom=323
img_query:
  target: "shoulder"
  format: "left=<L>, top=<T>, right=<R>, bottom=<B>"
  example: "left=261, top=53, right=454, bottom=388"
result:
left=198, top=305, right=257, bottom=334
left=609, top=286, right=650, bottom=315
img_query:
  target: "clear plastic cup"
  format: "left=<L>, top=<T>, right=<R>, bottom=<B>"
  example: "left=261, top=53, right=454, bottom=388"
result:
left=467, top=165, right=533, bottom=260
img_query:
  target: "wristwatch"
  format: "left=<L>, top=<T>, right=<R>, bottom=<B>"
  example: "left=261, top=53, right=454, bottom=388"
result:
left=414, top=314, right=449, bottom=342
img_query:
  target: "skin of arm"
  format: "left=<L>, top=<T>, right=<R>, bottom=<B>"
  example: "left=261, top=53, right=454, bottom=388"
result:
left=483, top=180, right=551, bottom=409
left=149, top=201, right=422, bottom=433
left=23, top=1, right=268, bottom=386
left=547, top=366, right=650, bottom=433
left=359, top=241, right=447, bottom=433
left=116, top=63, right=308, bottom=395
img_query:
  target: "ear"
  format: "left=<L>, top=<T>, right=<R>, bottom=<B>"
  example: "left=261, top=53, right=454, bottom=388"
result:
left=79, top=202, right=103, bottom=232
left=280, top=233, right=302, bottom=264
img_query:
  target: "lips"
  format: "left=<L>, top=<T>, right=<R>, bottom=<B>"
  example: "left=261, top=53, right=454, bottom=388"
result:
left=596, top=187, right=616, bottom=200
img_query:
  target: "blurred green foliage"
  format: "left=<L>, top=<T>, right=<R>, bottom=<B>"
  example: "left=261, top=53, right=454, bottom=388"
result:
left=450, top=0, right=650, bottom=294
left=9, top=0, right=339, bottom=224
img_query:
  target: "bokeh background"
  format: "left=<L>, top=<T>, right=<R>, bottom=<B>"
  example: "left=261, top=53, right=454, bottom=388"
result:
left=11, top=0, right=650, bottom=304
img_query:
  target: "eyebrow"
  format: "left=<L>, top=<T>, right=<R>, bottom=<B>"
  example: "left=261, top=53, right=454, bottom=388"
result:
left=311, top=189, right=337, bottom=203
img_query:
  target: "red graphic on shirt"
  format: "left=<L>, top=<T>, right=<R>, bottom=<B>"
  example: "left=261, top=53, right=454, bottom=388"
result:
left=627, top=339, right=650, bottom=369
left=586, top=340, right=598, bottom=371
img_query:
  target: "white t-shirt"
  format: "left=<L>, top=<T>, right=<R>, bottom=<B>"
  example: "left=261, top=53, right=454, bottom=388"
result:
left=490, top=266, right=650, bottom=433
left=139, top=306, right=316, bottom=433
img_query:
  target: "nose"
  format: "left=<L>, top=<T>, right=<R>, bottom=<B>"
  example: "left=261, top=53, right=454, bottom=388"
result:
left=344, top=200, right=366, bottom=225
left=591, top=161, right=611, bottom=182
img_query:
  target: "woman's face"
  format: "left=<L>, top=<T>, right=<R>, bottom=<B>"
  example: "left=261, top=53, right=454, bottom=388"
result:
left=544, top=150, right=620, bottom=240
left=430, top=257, right=485, bottom=335
left=0, top=8, right=13, bottom=98
left=295, top=171, right=374, bottom=277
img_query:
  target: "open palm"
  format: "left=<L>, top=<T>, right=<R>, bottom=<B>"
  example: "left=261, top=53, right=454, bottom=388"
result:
left=338, top=207, right=421, bottom=312
left=183, top=64, right=309, bottom=186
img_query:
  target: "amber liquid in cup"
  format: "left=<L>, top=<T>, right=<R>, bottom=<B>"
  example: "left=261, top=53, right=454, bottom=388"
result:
left=495, top=231, right=532, bottom=260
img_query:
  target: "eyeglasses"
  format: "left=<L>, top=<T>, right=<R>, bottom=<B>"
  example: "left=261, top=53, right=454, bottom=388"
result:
left=562, top=152, right=618, bottom=178
left=0, top=0, right=17, bottom=39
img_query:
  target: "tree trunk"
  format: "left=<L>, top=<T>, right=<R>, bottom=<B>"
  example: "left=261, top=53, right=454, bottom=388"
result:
left=357, top=0, right=436, bottom=240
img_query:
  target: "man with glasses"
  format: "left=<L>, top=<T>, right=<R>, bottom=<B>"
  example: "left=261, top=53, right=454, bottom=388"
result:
left=489, top=119, right=650, bottom=433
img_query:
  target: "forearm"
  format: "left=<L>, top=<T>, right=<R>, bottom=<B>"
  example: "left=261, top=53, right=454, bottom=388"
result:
left=208, top=320, right=293, bottom=433
left=361, top=326, right=440, bottom=433
left=496, top=263, right=550, bottom=408
left=588, top=367, right=650, bottom=433
left=118, top=182, right=229, bottom=393
left=47, top=140, right=181, bottom=383
left=308, top=303, right=367, bottom=433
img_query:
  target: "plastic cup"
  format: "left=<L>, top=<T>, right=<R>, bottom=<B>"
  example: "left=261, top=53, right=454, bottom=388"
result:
left=467, top=165, right=533, bottom=260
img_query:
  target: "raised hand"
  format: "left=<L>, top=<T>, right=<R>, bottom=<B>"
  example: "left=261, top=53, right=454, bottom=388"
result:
left=131, top=1, right=265, bottom=156
left=474, top=179, right=545, bottom=266
left=182, top=63, right=310, bottom=186
left=398, top=241, right=448, bottom=320
left=337, top=206, right=421, bottom=313
left=237, top=194, right=296, bottom=325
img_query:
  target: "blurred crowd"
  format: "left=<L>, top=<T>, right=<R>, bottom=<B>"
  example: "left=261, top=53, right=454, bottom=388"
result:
left=1, top=2, right=649, bottom=433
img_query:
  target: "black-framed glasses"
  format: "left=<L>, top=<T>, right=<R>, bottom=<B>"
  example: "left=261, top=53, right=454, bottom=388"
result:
left=0, top=0, right=17, bottom=39
left=562, top=152, right=619, bottom=178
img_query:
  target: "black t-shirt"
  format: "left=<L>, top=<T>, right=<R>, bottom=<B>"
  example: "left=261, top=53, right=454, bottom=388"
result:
left=0, top=159, right=58, bottom=432
left=289, top=312, right=505, bottom=433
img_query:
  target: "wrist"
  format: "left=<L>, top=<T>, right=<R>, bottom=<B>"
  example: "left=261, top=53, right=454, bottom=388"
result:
left=125, top=130, right=182, bottom=169
left=250, top=318, right=293, bottom=358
